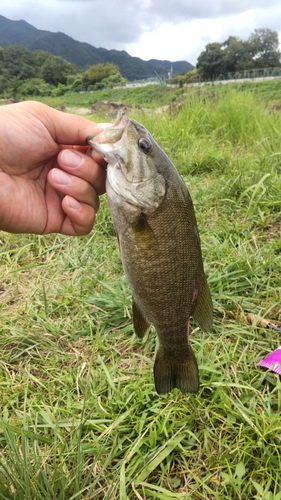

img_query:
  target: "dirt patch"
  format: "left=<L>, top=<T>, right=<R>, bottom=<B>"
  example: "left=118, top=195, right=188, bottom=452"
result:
left=91, top=100, right=136, bottom=117
left=65, top=107, right=92, bottom=115
left=263, top=220, right=281, bottom=240
left=271, top=102, right=281, bottom=112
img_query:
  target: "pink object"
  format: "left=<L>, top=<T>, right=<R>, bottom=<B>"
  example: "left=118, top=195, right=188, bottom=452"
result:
left=258, top=347, right=281, bottom=375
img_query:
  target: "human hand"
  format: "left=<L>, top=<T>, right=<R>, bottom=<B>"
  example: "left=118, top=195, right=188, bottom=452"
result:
left=0, top=101, right=108, bottom=235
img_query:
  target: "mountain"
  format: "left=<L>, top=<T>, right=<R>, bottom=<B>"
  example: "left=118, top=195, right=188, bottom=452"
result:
left=0, top=15, right=193, bottom=81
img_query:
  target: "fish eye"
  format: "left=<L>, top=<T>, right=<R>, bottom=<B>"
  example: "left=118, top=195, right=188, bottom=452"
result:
left=138, top=138, right=151, bottom=154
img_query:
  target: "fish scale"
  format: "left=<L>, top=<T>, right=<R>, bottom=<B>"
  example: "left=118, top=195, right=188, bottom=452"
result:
left=87, top=112, right=213, bottom=395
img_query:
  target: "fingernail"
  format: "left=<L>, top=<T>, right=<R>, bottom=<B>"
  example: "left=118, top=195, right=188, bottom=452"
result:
left=65, top=196, right=82, bottom=210
left=52, top=169, right=71, bottom=185
left=61, top=150, right=82, bottom=168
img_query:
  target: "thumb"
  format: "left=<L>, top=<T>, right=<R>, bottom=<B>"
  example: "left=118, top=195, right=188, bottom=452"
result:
left=20, top=101, right=107, bottom=146
left=46, top=106, right=107, bottom=146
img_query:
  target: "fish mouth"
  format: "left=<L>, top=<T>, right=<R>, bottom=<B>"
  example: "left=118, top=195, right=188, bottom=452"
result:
left=87, top=110, right=129, bottom=161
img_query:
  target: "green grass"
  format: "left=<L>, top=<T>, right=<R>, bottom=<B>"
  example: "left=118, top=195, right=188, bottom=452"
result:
left=238, top=78, right=281, bottom=104
left=30, top=84, right=186, bottom=110
left=1, top=83, right=281, bottom=499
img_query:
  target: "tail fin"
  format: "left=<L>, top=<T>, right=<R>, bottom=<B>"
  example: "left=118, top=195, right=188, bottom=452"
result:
left=153, top=347, right=199, bottom=395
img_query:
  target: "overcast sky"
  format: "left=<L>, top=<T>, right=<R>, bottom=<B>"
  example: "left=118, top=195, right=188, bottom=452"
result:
left=1, top=0, right=281, bottom=65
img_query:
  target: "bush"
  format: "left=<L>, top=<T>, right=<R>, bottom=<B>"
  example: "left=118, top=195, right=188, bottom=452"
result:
left=19, top=78, right=54, bottom=97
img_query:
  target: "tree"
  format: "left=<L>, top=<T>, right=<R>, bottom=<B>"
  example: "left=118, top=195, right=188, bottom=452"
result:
left=248, top=28, right=280, bottom=68
left=171, top=68, right=200, bottom=86
left=221, top=36, right=253, bottom=72
left=0, top=45, right=36, bottom=80
left=41, top=56, right=75, bottom=86
left=0, top=45, right=79, bottom=97
left=196, top=43, right=224, bottom=78
left=196, top=28, right=280, bottom=79
left=81, top=63, right=124, bottom=88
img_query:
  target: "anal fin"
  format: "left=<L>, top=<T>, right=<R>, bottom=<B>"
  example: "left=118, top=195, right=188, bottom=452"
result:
left=192, top=273, right=213, bottom=332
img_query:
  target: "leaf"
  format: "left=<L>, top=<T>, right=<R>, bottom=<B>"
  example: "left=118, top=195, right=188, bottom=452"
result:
left=0, top=420, right=51, bottom=444
left=135, top=433, right=185, bottom=483
left=141, top=482, right=186, bottom=499
left=252, top=481, right=265, bottom=496
left=235, top=461, right=246, bottom=479
left=120, top=463, right=127, bottom=500
left=170, top=477, right=181, bottom=488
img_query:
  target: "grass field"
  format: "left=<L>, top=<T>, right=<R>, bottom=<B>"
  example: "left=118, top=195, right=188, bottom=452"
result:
left=0, top=82, right=281, bottom=499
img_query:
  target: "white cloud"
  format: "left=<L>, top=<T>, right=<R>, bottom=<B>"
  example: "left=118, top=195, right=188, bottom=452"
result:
left=126, top=7, right=281, bottom=65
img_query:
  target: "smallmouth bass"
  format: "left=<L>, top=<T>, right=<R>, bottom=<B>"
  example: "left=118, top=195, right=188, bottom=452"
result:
left=87, top=111, right=213, bottom=395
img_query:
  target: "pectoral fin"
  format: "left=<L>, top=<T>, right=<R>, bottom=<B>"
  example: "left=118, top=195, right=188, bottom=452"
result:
left=192, top=273, right=213, bottom=332
left=132, top=298, right=150, bottom=338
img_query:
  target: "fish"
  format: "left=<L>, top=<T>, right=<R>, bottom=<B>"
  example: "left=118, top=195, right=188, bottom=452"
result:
left=87, top=111, right=213, bottom=395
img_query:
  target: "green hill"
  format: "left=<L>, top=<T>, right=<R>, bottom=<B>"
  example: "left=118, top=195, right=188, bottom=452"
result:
left=0, top=15, right=193, bottom=80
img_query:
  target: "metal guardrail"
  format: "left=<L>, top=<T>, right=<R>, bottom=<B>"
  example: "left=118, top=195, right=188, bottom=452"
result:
left=113, top=68, right=281, bottom=89
left=201, top=67, right=281, bottom=83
